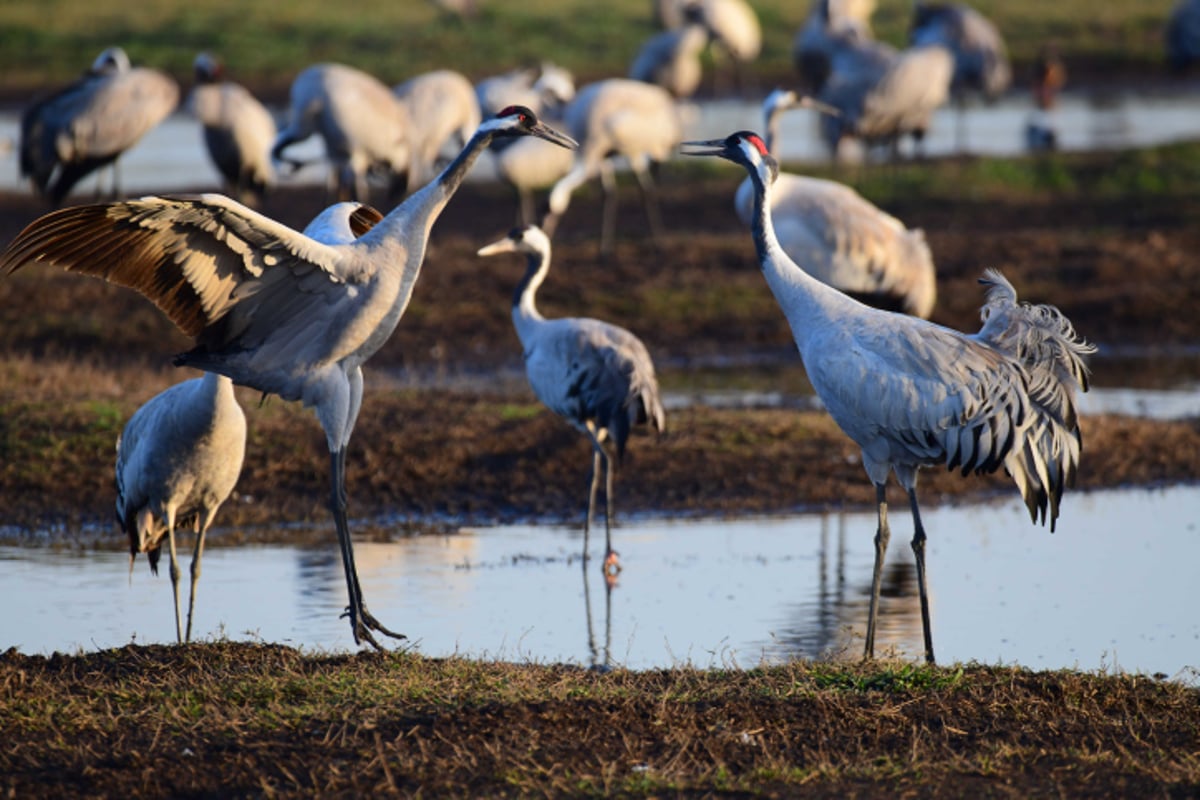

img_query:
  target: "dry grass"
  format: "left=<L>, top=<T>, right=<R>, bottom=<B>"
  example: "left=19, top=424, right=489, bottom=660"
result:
left=1, top=643, right=1197, bottom=797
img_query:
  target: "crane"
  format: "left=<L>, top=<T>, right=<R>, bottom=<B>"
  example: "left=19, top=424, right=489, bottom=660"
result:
left=683, top=130, right=1094, bottom=663
left=118, top=371, right=246, bottom=645
left=19, top=46, right=179, bottom=206
left=188, top=53, right=277, bottom=207
left=792, top=0, right=885, bottom=94
left=272, top=63, right=415, bottom=203
left=629, top=3, right=710, bottom=99
left=735, top=89, right=937, bottom=318
left=0, top=107, right=578, bottom=650
left=475, top=63, right=576, bottom=120
left=544, top=78, right=683, bottom=256
left=118, top=200, right=383, bottom=645
left=818, top=42, right=953, bottom=162
left=393, top=69, right=482, bottom=187
left=655, top=0, right=762, bottom=92
left=910, top=2, right=1012, bottom=150
left=476, top=224, right=665, bottom=579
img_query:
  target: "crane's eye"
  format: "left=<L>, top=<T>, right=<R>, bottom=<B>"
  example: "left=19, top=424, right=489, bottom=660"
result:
left=497, top=105, right=528, bottom=122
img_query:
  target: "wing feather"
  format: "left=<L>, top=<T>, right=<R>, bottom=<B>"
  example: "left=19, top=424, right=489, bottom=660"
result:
left=0, top=194, right=354, bottom=339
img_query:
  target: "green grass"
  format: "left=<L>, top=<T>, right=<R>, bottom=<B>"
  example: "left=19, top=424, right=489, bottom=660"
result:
left=0, top=0, right=1182, bottom=97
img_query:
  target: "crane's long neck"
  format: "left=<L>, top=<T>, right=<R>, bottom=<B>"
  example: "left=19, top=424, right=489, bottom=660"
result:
left=512, top=248, right=549, bottom=344
left=747, top=157, right=844, bottom=350
left=765, top=108, right=781, bottom=154
left=362, top=125, right=500, bottom=320
left=377, top=125, right=497, bottom=246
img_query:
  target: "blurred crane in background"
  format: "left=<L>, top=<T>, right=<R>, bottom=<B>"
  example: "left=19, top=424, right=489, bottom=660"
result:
left=20, top=46, right=179, bottom=206
left=188, top=53, right=276, bottom=207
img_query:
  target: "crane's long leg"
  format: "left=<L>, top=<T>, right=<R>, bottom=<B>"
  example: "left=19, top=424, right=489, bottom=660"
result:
left=583, top=447, right=603, bottom=563
left=602, top=443, right=621, bottom=580
left=908, top=488, right=936, bottom=664
left=631, top=159, right=664, bottom=245
left=185, top=512, right=214, bottom=644
left=864, top=483, right=890, bottom=660
left=329, top=448, right=406, bottom=649
left=165, top=509, right=184, bottom=645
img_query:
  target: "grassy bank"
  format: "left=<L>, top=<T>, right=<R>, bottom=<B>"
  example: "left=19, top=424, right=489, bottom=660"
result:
left=0, top=0, right=1182, bottom=101
left=1, top=643, right=1197, bottom=797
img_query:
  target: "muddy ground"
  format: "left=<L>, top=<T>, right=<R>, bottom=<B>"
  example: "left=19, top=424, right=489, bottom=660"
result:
left=1, top=149, right=1199, bottom=539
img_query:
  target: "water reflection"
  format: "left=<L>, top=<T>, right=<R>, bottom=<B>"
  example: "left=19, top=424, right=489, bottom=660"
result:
left=1, top=486, right=1197, bottom=677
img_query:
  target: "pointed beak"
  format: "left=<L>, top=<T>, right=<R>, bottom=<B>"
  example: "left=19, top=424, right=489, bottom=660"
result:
left=477, top=238, right=518, bottom=257
left=797, top=96, right=842, bottom=118
left=530, top=122, right=578, bottom=150
left=680, top=138, right=729, bottom=157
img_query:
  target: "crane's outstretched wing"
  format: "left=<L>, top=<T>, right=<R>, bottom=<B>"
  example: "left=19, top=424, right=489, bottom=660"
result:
left=0, top=193, right=361, bottom=343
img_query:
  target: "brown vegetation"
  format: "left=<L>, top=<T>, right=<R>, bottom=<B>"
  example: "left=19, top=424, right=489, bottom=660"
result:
left=2, top=643, right=1198, bottom=797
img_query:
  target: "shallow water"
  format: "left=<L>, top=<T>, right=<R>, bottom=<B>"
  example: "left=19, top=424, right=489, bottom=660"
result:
left=3, top=485, right=1197, bottom=677
left=1, top=88, right=1198, bottom=195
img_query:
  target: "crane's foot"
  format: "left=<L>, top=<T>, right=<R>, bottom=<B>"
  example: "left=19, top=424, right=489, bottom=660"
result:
left=341, top=605, right=407, bottom=651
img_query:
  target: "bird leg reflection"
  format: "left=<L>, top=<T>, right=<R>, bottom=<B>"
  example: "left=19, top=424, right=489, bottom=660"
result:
left=582, top=557, right=613, bottom=671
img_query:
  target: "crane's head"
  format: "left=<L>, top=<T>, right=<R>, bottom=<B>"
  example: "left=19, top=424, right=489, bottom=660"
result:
left=90, top=46, right=131, bottom=76
left=681, top=131, right=780, bottom=185
left=476, top=224, right=551, bottom=259
left=487, top=106, right=579, bottom=150
left=193, top=52, right=224, bottom=84
left=764, top=89, right=841, bottom=120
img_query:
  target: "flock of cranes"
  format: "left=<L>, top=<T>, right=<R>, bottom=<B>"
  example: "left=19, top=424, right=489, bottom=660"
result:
left=3, top=0, right=1134, bottom=661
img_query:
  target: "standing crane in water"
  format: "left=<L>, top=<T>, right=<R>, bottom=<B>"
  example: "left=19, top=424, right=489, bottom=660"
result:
left=683, top=130, right=1094, bottom=664
left=1, top=108, right=578, bottom=650
left=19, top=46, right=179, bottom=206
left=476, top=224, right=665, bottom=580
left=118, top=371, right=246, bottom=645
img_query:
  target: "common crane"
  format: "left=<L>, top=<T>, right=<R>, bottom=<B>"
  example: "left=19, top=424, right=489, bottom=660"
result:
left=1, top=107, right=578, bottom=650
left=545, top=79, right=683, bottom=256
left=683, top=130, right=1093, bottom=663
left=19, top=46, right=179, bottom=205
left=117, top=372, right=246, bottom=645
left=793, top=0, right=886, bottom=94
left=629, top=3, right=710, bottom=99
left=910, top=2, right=1012, bottom=150
left=818, top=42, right=953, bottom=162
left=735, top=89, right=937, bottom=317
left=476, top=225, right=665, bottom=578
left=188, top=53, right=277, bottom=207
left=272, top=63, right=415, bottom=203
left=393, top=69, right=482, bottom=187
